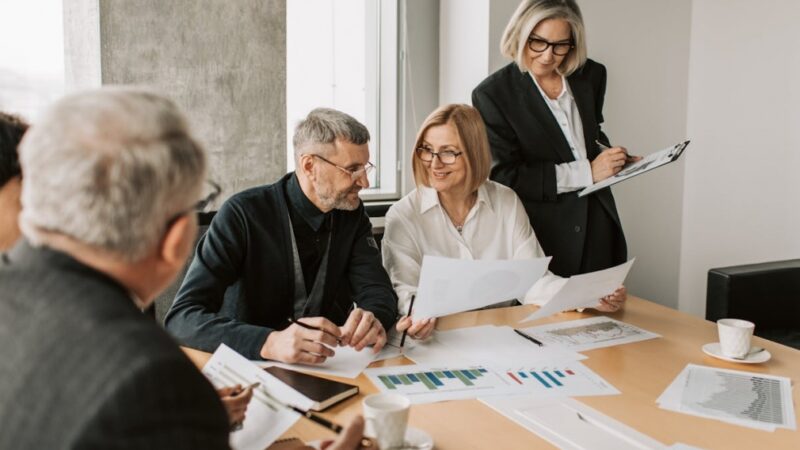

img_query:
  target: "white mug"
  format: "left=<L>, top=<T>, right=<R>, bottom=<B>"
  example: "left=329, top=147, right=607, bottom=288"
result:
left=362, top=393, right=410, bottom=448
left=717, top=318, right=755, bottom=358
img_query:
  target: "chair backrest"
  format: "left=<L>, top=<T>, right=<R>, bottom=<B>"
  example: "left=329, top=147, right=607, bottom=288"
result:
left=152, top=211, right=216, bottom=325
left=706, top=259, right=800, bottom=341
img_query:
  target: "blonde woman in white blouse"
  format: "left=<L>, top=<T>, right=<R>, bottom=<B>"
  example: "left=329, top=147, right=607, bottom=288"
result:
left=382, top=104, right=626, bottom=340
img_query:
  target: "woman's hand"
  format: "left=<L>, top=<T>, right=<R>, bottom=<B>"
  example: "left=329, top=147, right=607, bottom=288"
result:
left=395, top=316, right=437, bottom=340
left=218, top=384, right=255, bottom=428
left=591, top=147, right=633, bottom=182
left=593, top=286, right=627, bottom=312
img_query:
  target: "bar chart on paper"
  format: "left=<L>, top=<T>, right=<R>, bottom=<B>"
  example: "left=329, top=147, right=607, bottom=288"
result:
left=365, top=365, right=519, bottom=403
left=365, top=362, right=618, bottom=403
left=502, top=362, right=619, bottom=397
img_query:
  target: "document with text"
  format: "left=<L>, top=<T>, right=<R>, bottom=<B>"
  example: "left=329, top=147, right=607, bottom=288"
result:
left=519, top=316, right=659, bottom=352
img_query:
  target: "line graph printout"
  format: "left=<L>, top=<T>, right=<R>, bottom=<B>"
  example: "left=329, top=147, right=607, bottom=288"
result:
left=520, top=317, right=660, bottom=352
left=657, top=364, right=796, bottom=431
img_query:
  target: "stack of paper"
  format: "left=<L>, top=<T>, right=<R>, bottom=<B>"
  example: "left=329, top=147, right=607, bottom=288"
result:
left=481, top=396, right=668, bottom=450
left=255, top=345, right=380, bottom=379
left=365, top=360, right=618, bottom=404
left=518, top=317, right=660, bottom=352
left=204, top=345, right=313, bottom=450
left=657, top=364, right=796, bottom=431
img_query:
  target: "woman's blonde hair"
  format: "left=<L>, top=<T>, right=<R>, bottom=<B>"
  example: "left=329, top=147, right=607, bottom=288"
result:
left=500, top=0, right=587, bottom=76
left=412, top=104, right=491, bottom=195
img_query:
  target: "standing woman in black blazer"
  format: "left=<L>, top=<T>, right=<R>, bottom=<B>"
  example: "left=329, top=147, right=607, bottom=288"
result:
left=473, top=0, right=638, bottom=310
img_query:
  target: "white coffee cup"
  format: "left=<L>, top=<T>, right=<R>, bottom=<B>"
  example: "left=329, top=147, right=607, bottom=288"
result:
left=717, top=318, right=755, bottom=358
left=362, top=393, right=410, bottom=448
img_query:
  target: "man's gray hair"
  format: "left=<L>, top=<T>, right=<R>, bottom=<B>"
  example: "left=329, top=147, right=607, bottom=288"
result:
left=292, top=108, right=370, bottom=162
left=18, top=87, right=207, bottom=261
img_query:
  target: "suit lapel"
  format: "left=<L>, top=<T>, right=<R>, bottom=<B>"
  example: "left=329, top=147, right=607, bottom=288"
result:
left=514, top=70, right=576, bottom=163
left=568, top=74, right=600, bottom=160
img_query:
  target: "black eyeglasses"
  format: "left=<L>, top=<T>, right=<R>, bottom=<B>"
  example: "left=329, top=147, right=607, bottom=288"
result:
left=194, top=180, right=222, bottom=212
left=166, top=180, right=222, bottom=228
left=311, top=154, right=375, bottom=181
left=527, top=37, right=574, bottom=56
left=415, top=146, right=463, bottom=165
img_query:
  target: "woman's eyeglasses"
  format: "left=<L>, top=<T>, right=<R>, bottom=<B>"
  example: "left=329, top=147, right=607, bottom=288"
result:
left=527, top=37, right=574, bottom=56
left=415, top=146, right=463, bottom=165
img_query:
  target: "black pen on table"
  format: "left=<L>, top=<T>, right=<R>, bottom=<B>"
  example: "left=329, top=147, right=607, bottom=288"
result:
left=513, top=328, right=544, bottom=347
left=258, top=386, right=375, bottom=447
left=399, top=294, right=416, bottom=348
left=287, top=317, right=342, bottom=344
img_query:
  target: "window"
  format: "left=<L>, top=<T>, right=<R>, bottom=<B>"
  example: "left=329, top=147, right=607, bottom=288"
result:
left=287, top=0, right=399, bottom=200
left=0, top=1, right=65, bottom=120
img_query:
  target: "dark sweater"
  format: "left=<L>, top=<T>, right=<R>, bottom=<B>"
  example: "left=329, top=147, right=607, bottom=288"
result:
left=165, top=173, right=398, bottom=359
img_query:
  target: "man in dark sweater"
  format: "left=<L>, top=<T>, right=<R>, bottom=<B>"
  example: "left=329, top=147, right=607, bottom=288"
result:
left=166, top=108, right=398, bottom=364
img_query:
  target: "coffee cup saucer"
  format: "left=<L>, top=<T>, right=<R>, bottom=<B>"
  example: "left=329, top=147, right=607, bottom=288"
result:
left=702, top=342, right=771, bottom=364
left=396, top=427, right=434, bottom=449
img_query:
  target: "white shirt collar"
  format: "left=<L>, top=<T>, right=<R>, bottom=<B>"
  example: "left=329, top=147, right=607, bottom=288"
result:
left=417, top=183, right=494, bottom=215
left=529, top=72, right=573, bottom=102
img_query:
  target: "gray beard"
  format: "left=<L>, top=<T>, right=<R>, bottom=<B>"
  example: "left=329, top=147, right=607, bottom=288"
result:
left=317, top=184, right=360, bottom=211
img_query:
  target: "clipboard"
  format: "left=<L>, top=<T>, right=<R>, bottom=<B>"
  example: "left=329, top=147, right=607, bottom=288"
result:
left=578, top=140, right=690, bottom=197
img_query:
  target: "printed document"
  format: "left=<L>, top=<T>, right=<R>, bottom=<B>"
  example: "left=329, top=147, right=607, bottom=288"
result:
left=413, top=255, right=550, bottom=319
left=520, top=259, right=634, bottom=323
left=519, top=316, right=659, bottom=352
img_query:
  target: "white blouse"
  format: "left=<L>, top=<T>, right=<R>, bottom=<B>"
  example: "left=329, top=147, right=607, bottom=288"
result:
left=382, top=181, right=566, bottom=314
left=529, top=73, right=593, bottom=194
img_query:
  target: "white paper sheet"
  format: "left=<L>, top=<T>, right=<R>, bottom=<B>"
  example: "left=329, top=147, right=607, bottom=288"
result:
left=519, top=316, right=659, bottom=352
left=365, top=361, right=617, bottom=404
left=256, top=345, right=378, bottom=379
left=657, top=364, right=796, bottom=431
left=413, top=255, right=551, bottom=319
left=520, top=259, right=635, bottom=323
left=404, top=325, right=585, bottom=367
left=203, top=344, right=312, bottom=450
left=481, top=397, right=667, bottom=450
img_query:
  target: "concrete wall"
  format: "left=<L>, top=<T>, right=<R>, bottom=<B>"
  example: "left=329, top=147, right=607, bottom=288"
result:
left=64, top=0, right=287, bottom=203
left=678, top=0, right=800, bottom=316
left=581, top=0, right=693, bottom=309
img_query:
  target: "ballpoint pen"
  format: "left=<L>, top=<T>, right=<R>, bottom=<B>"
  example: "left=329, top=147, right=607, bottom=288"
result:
left=400, top=294, right=416, bottom=349
left=229, top=382, right=260, bottom=431
left=595, top=139, right=637, bottom=162
left=288, top=317, right=342, bottom=344
left=258, top=385, right=375, bottom=447
left=513, top=328, right=544, bottom=347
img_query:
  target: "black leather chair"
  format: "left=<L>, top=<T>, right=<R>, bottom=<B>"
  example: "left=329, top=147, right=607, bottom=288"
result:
left=706, top=259, right=800, bottom=349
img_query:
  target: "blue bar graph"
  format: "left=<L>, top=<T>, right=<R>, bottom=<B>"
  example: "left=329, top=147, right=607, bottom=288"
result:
left=543, top=371, right=563, bottom=387
left=531, top=372, right=551, bottom=388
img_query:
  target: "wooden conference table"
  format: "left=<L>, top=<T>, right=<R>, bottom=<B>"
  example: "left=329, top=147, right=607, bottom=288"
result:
left=184, top=297, right=800, bottom=449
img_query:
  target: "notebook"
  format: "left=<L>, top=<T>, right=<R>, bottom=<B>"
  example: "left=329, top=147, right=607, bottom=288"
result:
left=264, top=366, right=359, bottom=411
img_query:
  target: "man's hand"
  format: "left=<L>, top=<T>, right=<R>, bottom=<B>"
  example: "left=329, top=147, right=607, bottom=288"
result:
left=340, top=308, right=387, bottom=353
left=260, top=317, right=342, bottom=364
left=320, top=415, right=373, bottom=450
left=594, top=286, right=627, bottom=312
left=217, top=384, right=254, bottom=428
left=395, top=316, right=436, bottom=341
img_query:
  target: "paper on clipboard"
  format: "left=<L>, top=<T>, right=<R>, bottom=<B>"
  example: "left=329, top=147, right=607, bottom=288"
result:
left=579, top=140, right=690, bottom=197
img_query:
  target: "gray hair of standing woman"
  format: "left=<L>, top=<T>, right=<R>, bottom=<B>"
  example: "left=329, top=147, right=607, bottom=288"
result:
left=292, top=107, right=370, bottom=162
left=18, top=87, right=207, bottom=262
left=500, top=0, right=588, bottom=76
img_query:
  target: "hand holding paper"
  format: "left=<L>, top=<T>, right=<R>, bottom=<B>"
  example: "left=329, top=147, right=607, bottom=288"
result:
left=520, top=259, right=635, bottom=323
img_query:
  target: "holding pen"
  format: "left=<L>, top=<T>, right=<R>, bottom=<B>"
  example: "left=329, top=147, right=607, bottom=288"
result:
left=288, top=316, right=343, bottom=345
left=595, top=139, right=639, bottom=164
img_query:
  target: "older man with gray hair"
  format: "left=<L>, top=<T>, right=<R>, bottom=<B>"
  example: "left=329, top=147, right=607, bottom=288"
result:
left=0, top=88, right=232, bottom=448
left=166, top=107, right=398, bottom=365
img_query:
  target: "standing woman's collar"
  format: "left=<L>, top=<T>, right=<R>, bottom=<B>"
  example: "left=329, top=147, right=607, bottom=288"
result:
left=287, top=173, right=329, bottom=231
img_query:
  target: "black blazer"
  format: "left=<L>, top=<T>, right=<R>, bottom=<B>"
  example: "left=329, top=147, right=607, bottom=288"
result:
left=0, top=242, right=230, bottom=449
left=472, top=60, right=626, bottom=276
left=165, top=173, right=398, bottom=360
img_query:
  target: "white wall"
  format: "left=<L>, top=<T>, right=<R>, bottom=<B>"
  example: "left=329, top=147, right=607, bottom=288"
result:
left=678, top=0, right=800, bottom=316
left=439, top=0, right=489, bottom=105
left=580, top=0, right=692, bottom=309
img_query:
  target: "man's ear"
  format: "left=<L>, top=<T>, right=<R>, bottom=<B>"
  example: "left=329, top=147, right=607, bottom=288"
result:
left=159, top=214, right=195, bottom=268
left=299, top=153, right=316, bottom=181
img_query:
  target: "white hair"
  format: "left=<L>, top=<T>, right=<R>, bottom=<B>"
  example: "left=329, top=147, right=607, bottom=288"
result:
left=500, top=0, right=588, bottom=76
left=292, top=107, right=370, bottom=163
left=18, top=87, right=207, bottom=261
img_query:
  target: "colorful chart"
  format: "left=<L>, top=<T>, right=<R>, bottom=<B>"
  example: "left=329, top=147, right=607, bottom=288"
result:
left=377, top=368, right=490, bottom=391
left=505, top=369, right=576, bottom=388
